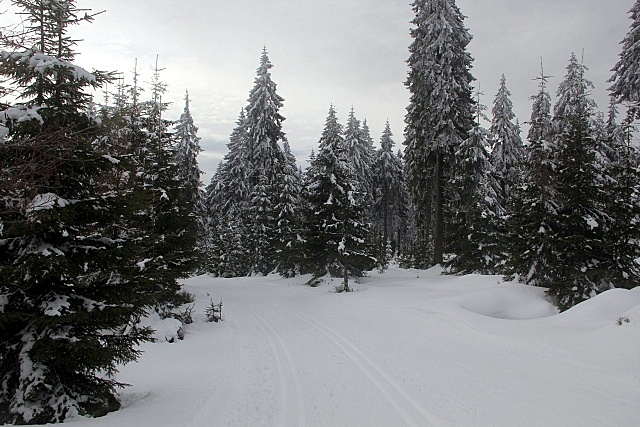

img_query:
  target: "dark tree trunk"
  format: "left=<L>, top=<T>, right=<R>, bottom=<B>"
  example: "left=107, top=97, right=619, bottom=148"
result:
left=434, top=150, right=444, bottom=265
left=343, top=264, right=350, bottom=292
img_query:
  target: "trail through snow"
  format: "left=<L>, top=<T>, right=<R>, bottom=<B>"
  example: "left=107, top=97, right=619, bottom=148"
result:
left=50, top=267, right=640, bottom=427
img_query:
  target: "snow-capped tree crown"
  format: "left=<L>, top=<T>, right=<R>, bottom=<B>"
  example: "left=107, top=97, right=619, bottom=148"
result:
left=609, top=0, right=640, bottom=118
left=380, top=120, right=395, bottom=152
left=554, top=53, right=597, bottom=127
left=527, top=65, right=553, bottom=147
left=489, top=73, right=524, bottom=194
left=245, top=47, right=286, bottom=157
left=405, top=0, right=475, bottom=146
left=175, top=90, right=203, bottom=186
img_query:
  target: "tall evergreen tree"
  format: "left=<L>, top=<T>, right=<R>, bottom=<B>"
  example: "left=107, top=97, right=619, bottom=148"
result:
left=404, top=0, right=475, bottom=266
left=489, top=74, right=524, bottom=203
left=607, top=1, right=640, bottom=289
left=547, top=54, right=611, bottom=310
left=203, top=161, right=227, bottom=276
left=303, top=106, right=373, bottom=286
left=275, top=141, right=303, bottom=277
left=204, top=110, right=252, bottom=277
left=0, top=2, right=156, bottom=422
left=372, top=121, right=407, bottom=269
left=505, top=64, right=558, bottom=288
left=447, top=89, right=502, bottom=274
left=244, top=47, right=287, bottom=275
left=174, top=90, right=205, bottom=271
left=599, top=99, right=640, bottom=289
left=609, top=0, right=640, bottom=121
left=135, top=58, right=199, bottom=300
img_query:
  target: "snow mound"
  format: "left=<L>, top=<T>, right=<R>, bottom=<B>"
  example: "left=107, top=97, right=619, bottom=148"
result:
left=135, top=310, right=185, bottom=343
left=457, top=286, right=558, bottom=320
left=557, top=287, right=640, bottom=326
left=152, top=318, right=184, bottom=343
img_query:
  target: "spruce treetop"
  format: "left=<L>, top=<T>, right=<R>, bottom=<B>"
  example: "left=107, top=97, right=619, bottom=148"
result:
left=244, top=46, right=286, bottom=194
left=1, top=0, right=112, bottom=111
left=554, top=53, right=597, bottom=127
left=246, top=46, right=286, bottom=149
left=527, top=63, right=553, bottom=147
left=405, top=0, right=475, bottom=146
left=320, top=105, right=343, bottom=148
left=609, top=0, right=640, bottom=118
left=175, top=90, right=203, bottom=197
left=361, top=119, right=375, bottom=148
left=345, top=107, right=374, bottom=194
left=489, top=74, right=524, bottom=185
left=491, top=75, right=516, bottom=127
left=380, top=120, right=394, bottom=152
left=344, top=107, right=362, bottom=149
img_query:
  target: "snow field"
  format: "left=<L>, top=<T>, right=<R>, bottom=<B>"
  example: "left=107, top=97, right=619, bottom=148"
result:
left=55, top=267, right=640, bottom=427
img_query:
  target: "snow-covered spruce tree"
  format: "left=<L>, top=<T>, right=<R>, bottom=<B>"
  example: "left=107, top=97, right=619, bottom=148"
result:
left=504, top=64, right=558, bottom=288
left=174, top=90, right=206, bottom=271
left=609, top=0, right=640, bottom=121
left=547, top=54, right=612, bottom=310
left=361, top=119, right=376, bottom=159
left=303, top=106, right=374, bottom=288
left=0, top=2, right=156, bottom=423
left=203, top=161, right=226, bottom=275
left=607, top=1, right=640, bottom=289
left=345, top=108, right=375, bottom=211
left=598, top=99, right=640, bottom=289
left=275, top=141, right=304, bottom=277
left=244, top=47, right=287, bottom=275
left=394, top=148, right=414, bottom=264
left=404, top=0, right=475, bottom=266
left=204, top=164, right=252, bottom=278
left=222, top=109, right=251, bottom=211
left=372, top=121, right=408, bottom=269
left=248, top=172, right=277, bottom=275
left=204, top=110, right=252, bottom=277
left=446, top=89, right=503, bottom=274
left=489, top=74, right=524, bottom=204
left=132, top=58, right=199, bottom=309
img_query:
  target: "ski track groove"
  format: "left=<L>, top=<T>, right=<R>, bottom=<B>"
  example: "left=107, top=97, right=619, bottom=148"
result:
left=268, top=299, right=443, bottom=427
left=226, top=296, right=306, bottom=427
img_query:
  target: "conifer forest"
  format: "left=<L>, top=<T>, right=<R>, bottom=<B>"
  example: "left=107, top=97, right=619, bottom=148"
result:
left=1, top=0, right=640, bottom=424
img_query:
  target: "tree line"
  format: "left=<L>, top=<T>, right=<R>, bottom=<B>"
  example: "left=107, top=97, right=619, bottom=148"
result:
left=403, top=0, right=640, bottom=312
left=204, top=0, right=640, bottom=313
left=203, top=49, right=409, bottom=290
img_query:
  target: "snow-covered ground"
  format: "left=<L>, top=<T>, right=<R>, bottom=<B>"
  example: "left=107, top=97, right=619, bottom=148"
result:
left=58, top=266, right=639, bottom=427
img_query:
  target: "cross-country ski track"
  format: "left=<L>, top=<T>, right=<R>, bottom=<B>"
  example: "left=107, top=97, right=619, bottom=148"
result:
left=44, top=266, right=640, bottom=427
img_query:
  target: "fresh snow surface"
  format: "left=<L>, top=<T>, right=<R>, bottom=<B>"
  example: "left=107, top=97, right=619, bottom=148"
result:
left=46, top=267, right=640, bottom=426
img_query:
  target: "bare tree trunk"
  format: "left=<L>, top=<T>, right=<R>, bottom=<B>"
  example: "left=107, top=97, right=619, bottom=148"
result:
left=343, top=263, right=350, bottom=293
left=434, top=150, right=444, bottom=265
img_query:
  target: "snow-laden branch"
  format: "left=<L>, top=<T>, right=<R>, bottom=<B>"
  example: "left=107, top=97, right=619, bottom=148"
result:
left=0, top=105, right=44, bottom=136
left=25, top=193, right=69, bottom=213
left=1, top=50, right=97, bottom=83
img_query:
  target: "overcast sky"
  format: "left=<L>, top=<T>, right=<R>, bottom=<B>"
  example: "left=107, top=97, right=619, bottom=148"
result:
left=38, top=1, right=638, bottom=180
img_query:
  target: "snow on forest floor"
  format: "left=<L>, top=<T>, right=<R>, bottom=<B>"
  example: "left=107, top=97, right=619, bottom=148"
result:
left=58, top=266, right=640, bottom=427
